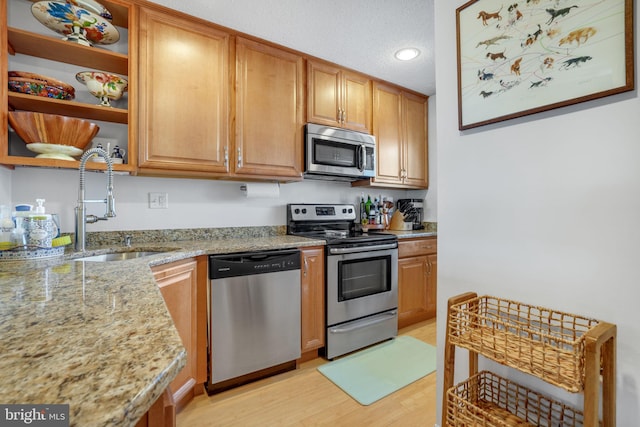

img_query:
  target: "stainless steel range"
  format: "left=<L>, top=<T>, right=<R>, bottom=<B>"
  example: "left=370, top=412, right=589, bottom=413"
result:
left=287, top=204, right=398, bottom=359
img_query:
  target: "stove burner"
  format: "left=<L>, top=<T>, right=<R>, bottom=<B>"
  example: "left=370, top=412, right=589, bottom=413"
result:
left=286, top=203, right=398, bottom=249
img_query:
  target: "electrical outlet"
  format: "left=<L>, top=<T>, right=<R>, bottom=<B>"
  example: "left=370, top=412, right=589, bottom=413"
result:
left=149, top=192, right=169, bottom=209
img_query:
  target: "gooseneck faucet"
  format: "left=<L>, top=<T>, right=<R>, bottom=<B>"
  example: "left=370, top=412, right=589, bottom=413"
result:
left=74, top=148, right=116, bottom=252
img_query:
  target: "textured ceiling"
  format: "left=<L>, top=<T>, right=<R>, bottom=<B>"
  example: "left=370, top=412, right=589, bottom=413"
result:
left=147, top=0, right=435, bottom=95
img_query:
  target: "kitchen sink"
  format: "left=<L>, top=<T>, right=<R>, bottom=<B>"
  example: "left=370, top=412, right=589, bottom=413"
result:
left=73, top=251, right=167, bottom=262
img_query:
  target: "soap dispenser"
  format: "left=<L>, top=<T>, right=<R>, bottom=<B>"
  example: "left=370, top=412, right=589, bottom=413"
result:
left=0, top=205, right=14, bottom=247
left=26, top=199, right=54, bottom=248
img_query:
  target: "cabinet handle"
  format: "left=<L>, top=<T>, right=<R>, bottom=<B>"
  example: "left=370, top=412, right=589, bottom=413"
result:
left=303, top=256, right=308, bottom=277
left=426, top=260, right=432, bottom=275
left=223, top=147, right=229, bottom=170
left=237, top=148, right=242, bottom=168
left=341, top=109, right=345, bottom=124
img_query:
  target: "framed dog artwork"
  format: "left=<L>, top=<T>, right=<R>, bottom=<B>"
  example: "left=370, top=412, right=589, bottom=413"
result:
left=456, top=0, right=634, bottom=130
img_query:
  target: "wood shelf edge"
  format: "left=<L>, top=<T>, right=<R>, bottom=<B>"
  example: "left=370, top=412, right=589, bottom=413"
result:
left=8, top=93, right=128, bottom=124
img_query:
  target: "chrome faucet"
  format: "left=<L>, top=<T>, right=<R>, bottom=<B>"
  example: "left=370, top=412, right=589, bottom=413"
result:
left=74, top=148, right=116, bottom=251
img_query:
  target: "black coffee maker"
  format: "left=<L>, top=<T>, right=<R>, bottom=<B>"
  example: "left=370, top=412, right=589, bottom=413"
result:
left=396, top=199, right=424, bottom=230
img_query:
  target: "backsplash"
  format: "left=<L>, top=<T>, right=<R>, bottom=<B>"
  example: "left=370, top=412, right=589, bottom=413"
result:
left=75, top=222, right=436, bottom=249
left=80, top=225, right=287, bottom=248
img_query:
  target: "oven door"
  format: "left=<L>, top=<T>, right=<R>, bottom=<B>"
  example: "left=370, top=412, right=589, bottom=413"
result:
left=326, top=244, right=398, bottom=326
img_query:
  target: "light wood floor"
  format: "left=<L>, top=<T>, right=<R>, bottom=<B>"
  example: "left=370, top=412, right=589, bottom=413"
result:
left=177, top=319, right=437, bottom=427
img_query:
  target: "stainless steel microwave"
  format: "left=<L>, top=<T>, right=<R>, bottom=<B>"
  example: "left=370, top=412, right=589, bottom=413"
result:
left=304, top=123, right=376, bottom=181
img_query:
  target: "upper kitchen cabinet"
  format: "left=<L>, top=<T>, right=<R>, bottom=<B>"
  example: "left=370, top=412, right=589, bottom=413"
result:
left=2, top=0, right=135, bottom=173
left=355, top=82, right=428, bottom=189
left=234, top=37, right=303, bottom=180
left=307, top=60, right=372, bottom=134
left=137, top=6, right=230, bottom=177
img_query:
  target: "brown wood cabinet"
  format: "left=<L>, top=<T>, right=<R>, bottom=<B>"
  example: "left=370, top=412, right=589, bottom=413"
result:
left=152, top=257, right=207, bottom=412
left=2, top=0, right=428, bottom=185
left=355, top=82, right=428, bottom=189
left=134, top=388, right=175, bottom=427
left=137, top=6, right=230, bottom=177
left=397, top=237, right=437, bottom=329
left=307, top=60, right=372, bottom=133
left=300, top=246, right=325, bottom=357
left=2, top=0, right=135, bottom=173
left=234, top=37, right=304, bottom=180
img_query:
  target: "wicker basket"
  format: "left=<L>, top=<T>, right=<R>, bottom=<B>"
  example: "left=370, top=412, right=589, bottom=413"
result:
left=446, top=371, right=583, bottom=427
left=447, top=295, right=601, bottom=392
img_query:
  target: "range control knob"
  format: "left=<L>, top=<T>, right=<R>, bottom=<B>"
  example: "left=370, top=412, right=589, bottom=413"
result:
left=301, top=208, right=307, bottom=214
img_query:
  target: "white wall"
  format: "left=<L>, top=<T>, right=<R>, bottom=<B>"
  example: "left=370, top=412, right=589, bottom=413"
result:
left=435, top=1, right=640, bottom=425
left=0, top=168, right=11, bottom=205
left=7, top=168, right=419, bottom=234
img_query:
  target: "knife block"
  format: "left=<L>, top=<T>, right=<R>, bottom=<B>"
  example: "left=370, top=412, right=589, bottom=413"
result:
left=389, top=211, right=412, bottom=231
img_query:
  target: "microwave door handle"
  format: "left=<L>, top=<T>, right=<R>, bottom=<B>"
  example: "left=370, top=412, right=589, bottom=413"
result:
left=358, top=145, right=365, bottom=172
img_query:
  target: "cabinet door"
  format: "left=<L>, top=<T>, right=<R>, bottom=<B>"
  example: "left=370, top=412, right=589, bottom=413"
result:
left=138, top=8, right=229, bottom=174
left=398, top=255, right=430, bottom=329
left=402, top=92, right=428, bottom=188
left=235, top=37, right=303, bottom=179
left=307, top=61, right=371, bottom=133
left=342, top=70, right=371, bottom=133
left=300, top=246, right=325, bottom=353
left=152, top=258, right=202, bottom=411
left=372, top=83, right=403, bottom=186
left=307, top=61, right=341, bottom=128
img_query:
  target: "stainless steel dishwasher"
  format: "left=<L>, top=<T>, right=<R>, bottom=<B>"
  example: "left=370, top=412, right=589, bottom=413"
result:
left=207, top=249, right=301, bottom=392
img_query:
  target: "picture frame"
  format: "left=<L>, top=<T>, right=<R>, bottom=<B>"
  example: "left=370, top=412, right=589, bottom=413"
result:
left=456, top=0, right=634, bottom=130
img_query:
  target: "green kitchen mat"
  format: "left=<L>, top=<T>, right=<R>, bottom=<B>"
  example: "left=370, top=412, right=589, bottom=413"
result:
left=317, top=336, right=436, bottom=405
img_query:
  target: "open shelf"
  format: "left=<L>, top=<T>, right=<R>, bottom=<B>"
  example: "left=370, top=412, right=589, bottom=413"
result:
left=9, top=93, right=128, bottom=124
left=1, top=155, right=135, bottom=173
left=8, top=28, right=128, bottom=76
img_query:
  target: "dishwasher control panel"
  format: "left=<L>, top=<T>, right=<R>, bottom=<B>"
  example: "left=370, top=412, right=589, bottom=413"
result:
left=209, top=249, right=301, bottom=279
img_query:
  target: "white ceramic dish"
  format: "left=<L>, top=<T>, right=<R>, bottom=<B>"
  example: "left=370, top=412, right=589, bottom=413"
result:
left=75, top=71, right=128, bottom=107
left=26, top=143, right=84, bottom=160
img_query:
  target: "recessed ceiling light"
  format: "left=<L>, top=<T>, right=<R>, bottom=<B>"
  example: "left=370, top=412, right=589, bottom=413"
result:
left=394, top=48, right=420, bottom=61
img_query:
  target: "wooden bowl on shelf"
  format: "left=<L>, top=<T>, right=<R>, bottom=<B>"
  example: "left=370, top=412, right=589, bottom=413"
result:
left=8, top=112, right=100, bottom=161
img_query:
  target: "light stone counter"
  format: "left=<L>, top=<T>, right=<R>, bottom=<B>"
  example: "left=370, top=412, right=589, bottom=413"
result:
left=381, top=229, right=437, bottom=239
left=0, top=230, right=324, bottom=427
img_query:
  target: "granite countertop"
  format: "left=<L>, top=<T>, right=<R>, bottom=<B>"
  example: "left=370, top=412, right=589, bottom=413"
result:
left=0, top=231, right=324, bottom=427
left=383, top=229, right=437, bottom=239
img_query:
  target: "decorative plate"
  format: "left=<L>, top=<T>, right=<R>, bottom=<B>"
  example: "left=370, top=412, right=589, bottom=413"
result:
left=31, top=1, right=120, bottom=45
left=0, top=246, right=64, bottom=261
left=65, top=0, right=113, bottom=21
left=8, top=71, right=75, bottom=100
left=26, top=143, right=84, bottom=160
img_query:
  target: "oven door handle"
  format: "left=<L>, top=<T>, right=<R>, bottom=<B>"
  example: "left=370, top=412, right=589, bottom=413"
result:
left=328, top=311, right=397, bottom=334
left=328, top=242, right=398, bottom=255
